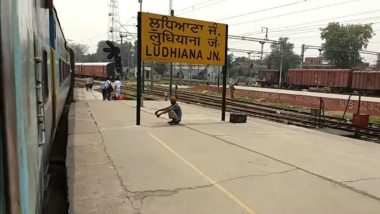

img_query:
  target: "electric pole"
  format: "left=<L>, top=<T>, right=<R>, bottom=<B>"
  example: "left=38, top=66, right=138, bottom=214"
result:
left=108, top=0, right=120, bottom=42
left=169, top=0, right=174, bottom=96
left=260, top=27, right=268, bottom=61
left=300, top=44, right=305, bottom=68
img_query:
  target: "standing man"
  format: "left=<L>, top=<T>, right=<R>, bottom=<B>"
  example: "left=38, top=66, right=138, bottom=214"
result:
left=114, top=77, right=122, bottom=98
left=100, top=78, right=109, bottom=101
left=155, top=96, right=182, bottom=125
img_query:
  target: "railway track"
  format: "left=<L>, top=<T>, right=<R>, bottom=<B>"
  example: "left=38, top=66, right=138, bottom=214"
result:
left=127, top=85, right=380, bottom=143
left=75, top=78, right=380, bottom=143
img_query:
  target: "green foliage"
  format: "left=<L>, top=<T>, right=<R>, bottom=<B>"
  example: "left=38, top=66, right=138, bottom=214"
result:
left=71, top=40, right=136, bottom=67
left=227, top=53, right=234, bottom=70
left=152, top=62, right=167, bottom=75
left=69, top=43, right=89, bottom=62
left=321, top=22, right=374, bottom=68
left=95, top=40, right=113, bottom=62
left=265, top=37, right=300, bottom=78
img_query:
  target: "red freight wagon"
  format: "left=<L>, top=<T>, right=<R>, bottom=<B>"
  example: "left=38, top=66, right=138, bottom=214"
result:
left=258, top=69, right=279, bottom=87
left=74, top=62, right=116, bottom=79
left=75, top=63, right=82, bottom=75
left=287, top=69, right=353, bottom=89
left=352, top=71, right=380, bottom=92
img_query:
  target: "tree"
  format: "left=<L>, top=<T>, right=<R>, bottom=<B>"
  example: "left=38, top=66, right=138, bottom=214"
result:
left=119, top=41, right=135, bottom=67
left=321, top=22, right=374, bottom=68
left=227, top=53, right=234, bottom=70
left=95, top=40, right=113, bottom=62
left=152, top=62, right=167, bottom=75
left=69, top=43, right=89, bottom=62
left=265, top=37, right=300, bottom=79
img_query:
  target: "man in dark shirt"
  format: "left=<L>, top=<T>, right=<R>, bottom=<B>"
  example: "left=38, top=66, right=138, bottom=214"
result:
left=155, top=96, right=182, bottom=125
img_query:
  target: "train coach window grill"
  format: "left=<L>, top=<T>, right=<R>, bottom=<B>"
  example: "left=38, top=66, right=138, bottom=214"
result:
left=42, top=50, right=49, bottom=103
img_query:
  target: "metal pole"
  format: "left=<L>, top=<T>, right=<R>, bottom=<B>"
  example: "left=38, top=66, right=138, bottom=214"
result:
left=357, top=94, right=362, bottom=114
left=222, top=25, right=229, bottom=121
left=217, top=66, right=220, bottom=92
left=136, top=12, right=142, bottom=125
left=279, top=47, right=283, bottom=87
left=150, top=66, right=153, bottom=95
left=260, top=42, right=264, bottom=61
left=139, top=0, right=144, bottom=107
left=169, top=3, right=174, bottom=95
left=141, top=58, right=144, bottom=108
left=169, top=64, right=173, bottom=95
left=300, top=44, right=305, bottom=69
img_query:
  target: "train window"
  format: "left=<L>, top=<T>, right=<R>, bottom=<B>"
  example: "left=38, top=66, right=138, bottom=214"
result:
left=42, top=50, right=49, bottom=103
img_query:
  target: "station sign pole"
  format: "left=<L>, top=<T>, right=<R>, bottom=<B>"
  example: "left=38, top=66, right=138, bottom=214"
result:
left=136, top=12, right=142, bottom=125
left=222, top=26, right=228, bottom=121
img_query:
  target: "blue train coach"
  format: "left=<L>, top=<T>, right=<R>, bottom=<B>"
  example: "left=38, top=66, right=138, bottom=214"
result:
left=0, top=0, right=74, bottom=213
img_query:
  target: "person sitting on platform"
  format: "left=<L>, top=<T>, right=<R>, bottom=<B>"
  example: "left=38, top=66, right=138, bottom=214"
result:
left=155, top=96, right=182, bottom=125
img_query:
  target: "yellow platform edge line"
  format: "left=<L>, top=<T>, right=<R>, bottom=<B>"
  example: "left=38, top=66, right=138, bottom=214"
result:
left=148, top=133, right=257, bottom=214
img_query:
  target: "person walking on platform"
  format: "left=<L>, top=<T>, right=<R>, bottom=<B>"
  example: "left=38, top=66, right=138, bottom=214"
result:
left=114, top=77, right=122, bottom=98
left=100, top=78, right=110, bottom=101
left=155, top=96, right=182, bottom=125
left=107, top=79, right=113, bottom=100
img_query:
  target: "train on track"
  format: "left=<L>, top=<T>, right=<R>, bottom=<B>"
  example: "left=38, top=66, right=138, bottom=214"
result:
left=259, top=69, right=380, bottom=94
left=0, top=1, right=74, bottom=213
left=75, top=62, right=116, bottom=79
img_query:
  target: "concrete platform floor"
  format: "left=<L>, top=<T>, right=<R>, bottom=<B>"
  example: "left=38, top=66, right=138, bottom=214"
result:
left=67, top=88, right=380, bottom=214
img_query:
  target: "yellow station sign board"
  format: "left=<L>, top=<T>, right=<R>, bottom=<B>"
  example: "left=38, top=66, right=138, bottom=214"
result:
left=140, top=12, right=227, bottom=65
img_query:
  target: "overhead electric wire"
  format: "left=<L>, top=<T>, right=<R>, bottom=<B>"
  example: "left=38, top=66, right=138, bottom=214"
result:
left=177, top=0, right=226, bottom=15
left=269, top=23, right=380, bottom=38
left=268, top=20, right=380, bottom=38
left=230, top=0, right=360, bottom=26
left=216, top=0, right=310, bottom=22
left=243, top=9, right=380, bottom=35
left=240, top=12, right=380, bottom=36
left=176, top=0, right=221, bottom=13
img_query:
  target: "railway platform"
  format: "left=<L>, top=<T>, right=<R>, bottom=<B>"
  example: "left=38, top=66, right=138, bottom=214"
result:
left=67, top=88, right=380, bottom=214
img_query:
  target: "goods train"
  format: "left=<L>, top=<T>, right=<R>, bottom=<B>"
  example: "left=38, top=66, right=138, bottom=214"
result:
left=0, top=1, right=74, bottom=213
left=259, top=69, right=380, bottom=94
left=75, top=62, right=116, bottom=79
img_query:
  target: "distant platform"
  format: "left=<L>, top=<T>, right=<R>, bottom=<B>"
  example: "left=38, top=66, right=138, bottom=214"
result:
left=66, top=88, right=380, bottom=214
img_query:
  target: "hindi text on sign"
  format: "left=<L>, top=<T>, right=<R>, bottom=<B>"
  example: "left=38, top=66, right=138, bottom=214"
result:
left=141, top=12, right=227, bottom=65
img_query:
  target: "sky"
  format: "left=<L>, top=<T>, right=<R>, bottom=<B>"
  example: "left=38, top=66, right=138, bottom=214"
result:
left=54, top=0, right=380, bottom=64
